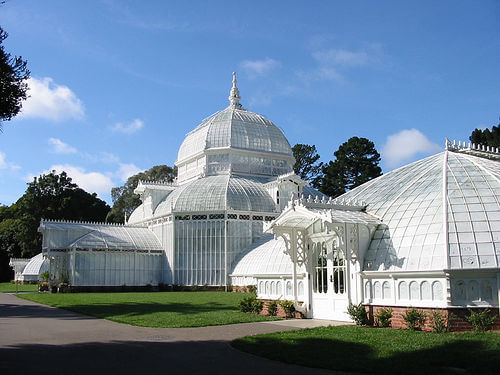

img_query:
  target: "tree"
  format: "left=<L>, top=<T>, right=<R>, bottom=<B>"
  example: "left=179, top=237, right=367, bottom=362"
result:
left=469, top=119, right=500, bottom=148
left=0, top=171, right=110, bottom=280
left=106, top=165, right=177, bottom=223
left=292, top=144, right=323, bottom=183
left=318, top=137, right=382, bottom=198
left=0, top=26, right=30, bottom=130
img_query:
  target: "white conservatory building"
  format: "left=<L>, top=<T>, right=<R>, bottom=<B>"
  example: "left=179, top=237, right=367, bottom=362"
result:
left=36, top=74, right=500, bottom=324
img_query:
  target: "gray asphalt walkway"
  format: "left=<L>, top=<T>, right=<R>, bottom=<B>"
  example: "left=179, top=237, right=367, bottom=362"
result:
left=0, top=293, right=348, bottom=375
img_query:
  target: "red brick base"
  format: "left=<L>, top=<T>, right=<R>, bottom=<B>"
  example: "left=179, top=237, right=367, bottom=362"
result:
left=259, top=299, right=304, bottom=319
left=367, top=305, right=500, bottom=332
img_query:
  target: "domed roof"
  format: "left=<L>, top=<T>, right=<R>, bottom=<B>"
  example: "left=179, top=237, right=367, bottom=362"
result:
left=176, top=106, right=293, bottom=164
left=230, top=234, right=296, bottom=276
left=339, top=146, right=500, bottom=272
left=154, top=175, right=278, bottom=216
left=22, top=253, right=49, bottom=277
left=176, top=73, right=293, bottom=166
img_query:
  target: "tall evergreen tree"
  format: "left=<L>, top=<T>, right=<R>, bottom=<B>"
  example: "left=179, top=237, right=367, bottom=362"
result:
left=469, top=119, right=500, bottom=148
left=318, top=137, right=382, bottom=198
left=292, top=144, right=323, bottom=183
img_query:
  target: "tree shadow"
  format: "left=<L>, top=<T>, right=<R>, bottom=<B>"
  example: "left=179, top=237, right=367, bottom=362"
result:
left=232, top=335, right=500, bottom=374
left=0, top=340, right=333, bottom=375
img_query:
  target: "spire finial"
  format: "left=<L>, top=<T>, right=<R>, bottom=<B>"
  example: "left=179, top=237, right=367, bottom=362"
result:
left=228, top=72, right=242, bottom=108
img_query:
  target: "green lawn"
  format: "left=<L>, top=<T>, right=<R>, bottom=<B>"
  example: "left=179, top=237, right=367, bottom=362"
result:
left=18, top=291, right=279, bottom=327
left=232, top=325, right=500, bottom=374
left=0, top=282, right=38, bottom=293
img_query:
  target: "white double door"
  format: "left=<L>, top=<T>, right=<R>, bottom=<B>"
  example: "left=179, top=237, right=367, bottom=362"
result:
left=310, top=241, right=349, bottom=321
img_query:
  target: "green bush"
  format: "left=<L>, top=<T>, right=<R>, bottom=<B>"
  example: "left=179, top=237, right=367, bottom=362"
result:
left=375, top=307, right=393, bottom=327
left=226, top=285, right=233, bottom=292
left=239, top=296, right=256, bottom=313
left=402, top=308, right=426, bottom=330
left=40, top=271, right=50, bottom=282
left=247, top=285, right=257, bottom=294
left=430, top=311, right=448, bottom=333
left=267, top=300, right=278, bottom=316
left=279, top=300, right=295, bottom=318
left=252, top=299, right=264, bottom=314
left=465, top=309, right=496, bottom=332
left=347, top=303, right=368, bottom=325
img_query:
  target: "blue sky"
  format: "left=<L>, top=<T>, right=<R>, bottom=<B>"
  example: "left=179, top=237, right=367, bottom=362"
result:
left=0, top=0, right=498, bottom=205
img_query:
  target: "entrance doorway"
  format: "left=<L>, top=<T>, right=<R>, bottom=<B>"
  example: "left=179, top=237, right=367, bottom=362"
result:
left=311, top=241, right=349, bottom=320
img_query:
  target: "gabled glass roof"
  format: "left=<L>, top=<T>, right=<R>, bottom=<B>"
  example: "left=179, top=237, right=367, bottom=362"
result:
left=40, top=221, right=162, bottom=251
left=340, top=151, right=500, bottom=272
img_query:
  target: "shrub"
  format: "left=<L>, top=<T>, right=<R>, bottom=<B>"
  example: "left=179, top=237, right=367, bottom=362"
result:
left=375, top=307, right=393, bottom=328
left=252, top=299, right=264, bottom=314
left=430, top=311, right=448, bottom=333
left=402, top=308, right=426, bottom=330
left=226, top=285, right=233, bottom=292
left=239, top=296, right=256, bottom=313
left=40, top=271, right=50, bottom=282
left=38, top=282, right=49, bottom=292
left=465, top=309, right=496, bottom=332
left=279, top=300, right=295, bottom=318
left=347, top=303, right=368, bottom=325
left=247, top=285, right=257, bottom=294
left=267, top=300, right=278, bottom=316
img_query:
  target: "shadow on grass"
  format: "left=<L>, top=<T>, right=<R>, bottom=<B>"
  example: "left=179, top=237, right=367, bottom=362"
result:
left=232, top=336, right=500, bottom=374
left=60, top=301, right=238, bottom=318
left=0, top=340, right=333, bottom=375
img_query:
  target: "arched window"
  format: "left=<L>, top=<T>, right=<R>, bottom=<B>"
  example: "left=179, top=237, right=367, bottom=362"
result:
left=432, top=281, right=443, bottom=300
left=298, top=281, right=304, bottom=297
left=271, top=281, right=276, bottom=296
left=455, top=280, right=466, bottom=300
left=373, top=281, right=382, bottom=299
left=365, top=281, right=372, bottom=300
left=382, top=281, right=391, bottom=299
left=409, top=281, right=419, bottom=300
left=420, top=281, right=431, bottom=300
left=276, top=281, right=282, bottom=296
left=468, top=280, right=479, bottom=301
left=332, top=247, right=346, bottom=294
left=399, top=281, right=408, bottom=300
left=286, top=281, right=292, bottom=296
left=265, top=281, right=270, bottom=295
left=481, top=280, right=493, bottom=301
left=259, top=281, right=264, bottom=294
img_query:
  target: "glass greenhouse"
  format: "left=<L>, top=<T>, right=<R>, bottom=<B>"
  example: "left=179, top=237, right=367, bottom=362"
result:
left=31, top=74, right=499, bottom=324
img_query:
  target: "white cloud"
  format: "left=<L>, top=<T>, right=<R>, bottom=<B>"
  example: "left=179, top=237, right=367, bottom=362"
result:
left=305, top=44, right=383, bottom=82
left=313, top=49, right=371, bottom=67
left=43, top=165, right=114, bottom=195
left=240, top=58, right=281, bottom=77
left=48, top=138, right=77, bottom=154
left=382, top=129, right=442, bottom=168
left=116, top=163, right=142, bottom=182
left=20, top=77, right=85, bottom=121
left=0, top=152, right=20, bottom=171
left=111, top=118, right=144, bottom=134
left=0, top=152, right=6, bottom=169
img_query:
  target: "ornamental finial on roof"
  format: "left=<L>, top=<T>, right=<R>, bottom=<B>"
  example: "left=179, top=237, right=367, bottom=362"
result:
left=228, top=72, right=242, bottom=108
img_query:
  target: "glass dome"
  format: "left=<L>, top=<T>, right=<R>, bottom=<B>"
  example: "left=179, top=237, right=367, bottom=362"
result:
left=154, top=175, right=278, bottom=216
left=175, top=74, right=294, bottom=183
left=340, top=150, right=500, bottom=272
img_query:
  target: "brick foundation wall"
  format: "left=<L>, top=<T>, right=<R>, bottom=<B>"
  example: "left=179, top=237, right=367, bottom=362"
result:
left=367, top=305, right=500, bottom=332
left=259, top=299, right=304, bottom=319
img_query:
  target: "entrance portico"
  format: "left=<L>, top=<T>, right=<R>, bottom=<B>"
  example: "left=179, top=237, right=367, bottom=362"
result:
left=270, top=198, right=380, bottom=321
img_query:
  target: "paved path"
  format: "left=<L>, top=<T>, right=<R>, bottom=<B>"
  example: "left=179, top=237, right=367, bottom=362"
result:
left=0, top=293, right=348, bottom=375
